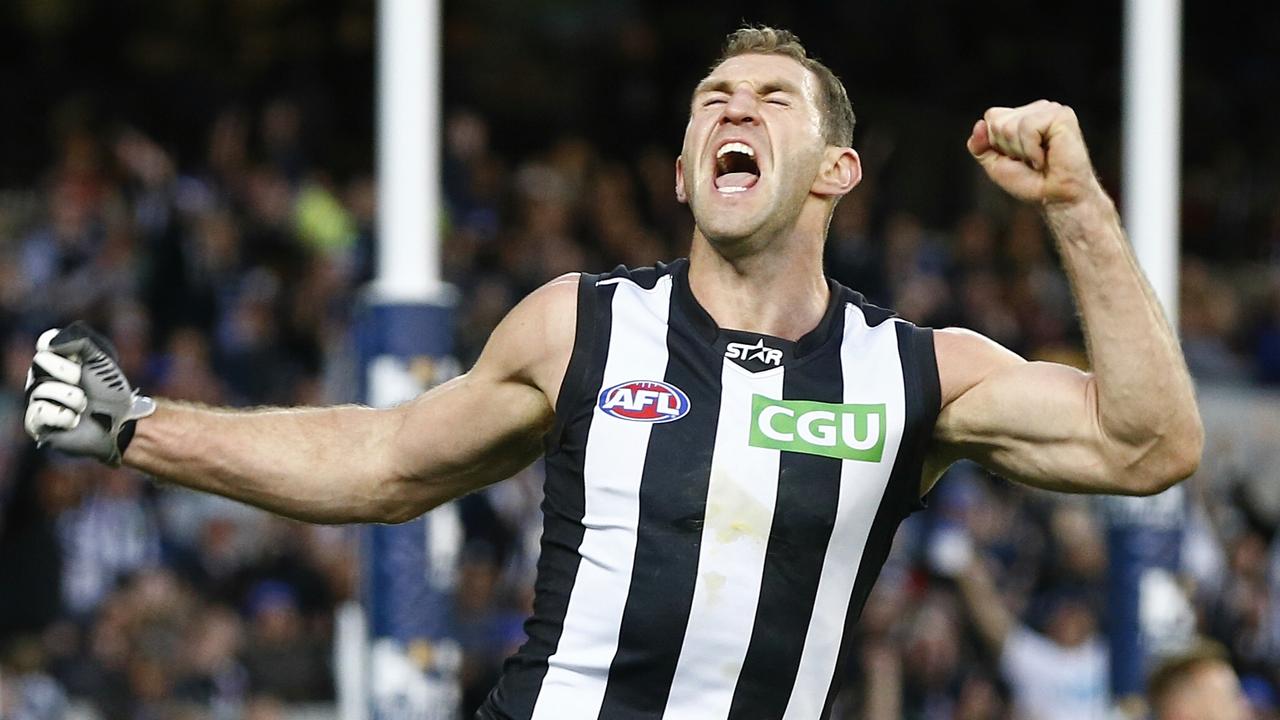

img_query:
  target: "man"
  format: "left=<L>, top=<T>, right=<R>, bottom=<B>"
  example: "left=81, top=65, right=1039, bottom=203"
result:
left=935, top=527, right=1110, bottom=720
left=24, top=26, right=1201, bottom=720
left=1147, top=640, right=1252, bottom=720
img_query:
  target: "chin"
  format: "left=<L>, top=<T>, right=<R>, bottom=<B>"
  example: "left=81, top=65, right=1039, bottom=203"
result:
left=691, top=200, right=770, bottom=245
left=695, top=216, right=763, bottom=247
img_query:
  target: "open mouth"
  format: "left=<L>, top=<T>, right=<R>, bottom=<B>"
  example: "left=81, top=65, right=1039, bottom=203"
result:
left=714, top=142, right=760, bottom=194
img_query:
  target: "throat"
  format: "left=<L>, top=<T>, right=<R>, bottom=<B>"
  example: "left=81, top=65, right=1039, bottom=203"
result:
left=686, top=249, right=832, bottom=343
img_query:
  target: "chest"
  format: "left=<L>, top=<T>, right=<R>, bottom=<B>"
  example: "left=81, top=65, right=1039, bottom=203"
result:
left=563, top=320, right=909, bottom=546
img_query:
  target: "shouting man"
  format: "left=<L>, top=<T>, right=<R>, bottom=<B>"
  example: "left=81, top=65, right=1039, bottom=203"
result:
left=24, top=26, right=1201, bottom=720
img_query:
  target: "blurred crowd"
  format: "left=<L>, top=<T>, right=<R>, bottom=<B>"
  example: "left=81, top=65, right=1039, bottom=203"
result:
left=2, top=2, right=1280, bottom=719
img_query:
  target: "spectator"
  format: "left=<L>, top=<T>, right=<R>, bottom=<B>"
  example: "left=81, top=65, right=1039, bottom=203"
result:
left=54, top=464, right=161, bottom=618
left=0, top=636, right=68, bottom=720
left=0, top=5, right=1277, bottom=716
left=240, top=581, right=332, bottom=703
left=1147, top=639, right=1252, bottom=720
left=938, top=527, right=1111, bottom=720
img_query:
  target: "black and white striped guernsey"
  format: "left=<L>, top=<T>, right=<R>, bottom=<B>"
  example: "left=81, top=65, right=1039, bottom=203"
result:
left=480, top=259, right=940, bottom=720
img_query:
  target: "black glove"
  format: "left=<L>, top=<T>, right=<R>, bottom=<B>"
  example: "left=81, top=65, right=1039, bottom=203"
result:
left=24, top=322, right=156, bottom=466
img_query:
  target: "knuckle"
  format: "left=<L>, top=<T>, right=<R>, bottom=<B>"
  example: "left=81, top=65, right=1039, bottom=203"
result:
left=35, top=381, right=87, bottom=410
left=25, top=400, right=70, bottom=433
left=36, top=328, right=59, bottom=352
left=34, top=351, right=82, bottom=384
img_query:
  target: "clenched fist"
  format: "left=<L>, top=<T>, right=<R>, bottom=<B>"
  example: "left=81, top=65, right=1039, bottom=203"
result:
left=967, top=100, right=1102, bottom=207
left=24, top=322, right=156, bottom=466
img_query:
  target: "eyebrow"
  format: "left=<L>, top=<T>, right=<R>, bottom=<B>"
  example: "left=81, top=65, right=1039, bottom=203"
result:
left=692, top=77, right=802, bottom=97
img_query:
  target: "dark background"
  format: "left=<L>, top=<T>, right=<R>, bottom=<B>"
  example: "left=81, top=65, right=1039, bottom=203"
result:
left=2, top=2, right=1279, bottom=719
left=3, top=0, right=1278, bottom=258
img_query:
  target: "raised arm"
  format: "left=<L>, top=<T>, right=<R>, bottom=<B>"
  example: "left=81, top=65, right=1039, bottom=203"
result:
left=925, top=101, right=1202, bottom=496
left=26, top=275, right=579, bottom=524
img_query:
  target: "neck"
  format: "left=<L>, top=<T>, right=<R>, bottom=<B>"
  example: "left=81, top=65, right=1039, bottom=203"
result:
left=687, top=228, right=829, bottom=341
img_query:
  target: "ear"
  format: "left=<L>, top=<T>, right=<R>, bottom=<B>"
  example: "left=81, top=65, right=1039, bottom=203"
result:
left=675, top=155, right=688, bottom=204
left=812, top=147, right=862, bottom=198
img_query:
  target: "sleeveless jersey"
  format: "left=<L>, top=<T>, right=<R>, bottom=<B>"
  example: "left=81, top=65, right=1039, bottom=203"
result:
left=480, top=259, right=940, bottom=720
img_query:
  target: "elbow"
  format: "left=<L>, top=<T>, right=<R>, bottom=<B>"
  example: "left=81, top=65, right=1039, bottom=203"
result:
left=378, top=504, right=427, bottom=525
left=363, top=471, right=442, bottom=525
left=364, top=490, right=427, bottom=525
left=1120, top=414, right=1205, bottom=497
left=1172, top=414, right=1205, bottom=481
left=361, top=495, right=428, bottom=525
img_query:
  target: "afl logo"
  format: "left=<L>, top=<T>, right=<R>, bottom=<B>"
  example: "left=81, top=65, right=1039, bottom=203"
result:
left=598, top=380, right=691, bottom=423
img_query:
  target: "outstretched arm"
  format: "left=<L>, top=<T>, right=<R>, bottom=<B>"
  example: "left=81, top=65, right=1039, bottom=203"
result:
left=927, top=101, right=1202, bottom=496
left=38, top=275, right=578, bottom=524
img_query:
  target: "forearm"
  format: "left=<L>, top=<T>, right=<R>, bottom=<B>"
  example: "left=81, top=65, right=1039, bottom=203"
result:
left=954, top=558, right=1013, bottom=654
left=1046, top=187, right=1203, bottom=485
left=124, top=400, right=412, bottom=524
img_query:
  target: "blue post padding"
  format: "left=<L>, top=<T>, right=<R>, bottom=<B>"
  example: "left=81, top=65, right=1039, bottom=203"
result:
left=365, top=518, right=450, bottom=641
left=354, top=301, right=455, bottom=400
left=355, top=298, right=455, bottom=642
left=1104, top=494, right=1183, bottom=698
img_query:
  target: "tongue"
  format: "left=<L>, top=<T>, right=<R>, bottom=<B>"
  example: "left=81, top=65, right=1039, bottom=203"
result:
left=715, top=172, right=758, bottom=190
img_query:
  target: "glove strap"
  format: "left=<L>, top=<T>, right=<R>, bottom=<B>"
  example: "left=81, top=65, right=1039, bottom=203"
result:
left=113, top=393, right=158, bottom=465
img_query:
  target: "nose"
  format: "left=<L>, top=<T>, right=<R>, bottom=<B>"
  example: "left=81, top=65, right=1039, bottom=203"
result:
left=721, top=85, right=759, bottom=126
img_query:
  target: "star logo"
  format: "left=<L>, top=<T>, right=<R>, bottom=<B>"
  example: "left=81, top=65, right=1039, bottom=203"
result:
left=725, top=338, right=783, bottom=367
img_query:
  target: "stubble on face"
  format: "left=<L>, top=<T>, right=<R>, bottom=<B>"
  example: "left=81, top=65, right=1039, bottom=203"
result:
left=679, top=54, right=828, bottom=254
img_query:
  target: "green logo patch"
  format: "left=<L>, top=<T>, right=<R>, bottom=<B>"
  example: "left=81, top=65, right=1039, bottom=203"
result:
left=748, top=395, right=886, bottom=462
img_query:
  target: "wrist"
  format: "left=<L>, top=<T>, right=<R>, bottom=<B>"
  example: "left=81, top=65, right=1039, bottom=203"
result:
left=1042, top=176, right=1113, bottom=218
left=1043, top=182, right=1124, bottom=255
left=120, top=398, right=169, bottom=467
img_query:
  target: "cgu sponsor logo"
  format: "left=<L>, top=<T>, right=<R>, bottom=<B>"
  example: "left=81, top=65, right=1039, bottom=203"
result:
left=724, top=338, right=783, bottom=367
left=748, top=395, right=886, bottom=462
left=598, top=380, right=691, bottom=423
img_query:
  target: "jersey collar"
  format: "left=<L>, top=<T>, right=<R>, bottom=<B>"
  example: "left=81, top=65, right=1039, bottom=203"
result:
left=670, top=258, right=846, bottom=361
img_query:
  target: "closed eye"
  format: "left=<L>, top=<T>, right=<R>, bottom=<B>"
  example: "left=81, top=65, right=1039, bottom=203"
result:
left=702, top=96, right=727, bottom=107
left=765, top=94, right=790, bottom=107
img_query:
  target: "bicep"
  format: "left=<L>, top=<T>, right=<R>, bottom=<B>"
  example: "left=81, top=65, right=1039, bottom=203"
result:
left=390, top=371, right=553, bottom=503
left=381, top=277, right=576, bottom=515
left=930, top=328, right=1122, bottom=494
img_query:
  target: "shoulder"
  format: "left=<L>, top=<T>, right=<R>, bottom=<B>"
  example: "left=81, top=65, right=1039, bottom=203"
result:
left=592, top=259, right=684, bottom=290
left=471, top=273, right=581, bottom=402
left=825, top=279, right=900, bottom=329
left=493, top=272, right=580, bottom=348
left=832, top=288, right=1007, bottom=412
left=519, top=261, right=682, bottom=342
left=933, top=327, right=1025, bottom=408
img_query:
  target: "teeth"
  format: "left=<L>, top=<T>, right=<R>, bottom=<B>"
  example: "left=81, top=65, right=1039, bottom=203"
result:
left=718, top=186, right=748, bottom=194
left=717, top=142, right=754, bottom=159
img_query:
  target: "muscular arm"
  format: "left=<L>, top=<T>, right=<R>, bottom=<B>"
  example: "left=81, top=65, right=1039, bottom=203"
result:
left=124, top=275, right=578, bottom=524
left=926, top=102, right=1202, bottom=496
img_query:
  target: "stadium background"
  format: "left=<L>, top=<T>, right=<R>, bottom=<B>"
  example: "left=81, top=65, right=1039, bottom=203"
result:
left=1, top=0, right=1279, bottom=718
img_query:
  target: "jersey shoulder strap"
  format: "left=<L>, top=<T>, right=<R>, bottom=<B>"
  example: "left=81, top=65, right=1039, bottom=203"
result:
left=835, top=280, right=941, bottom=515
left=544, top=261, right=681, bottom=453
